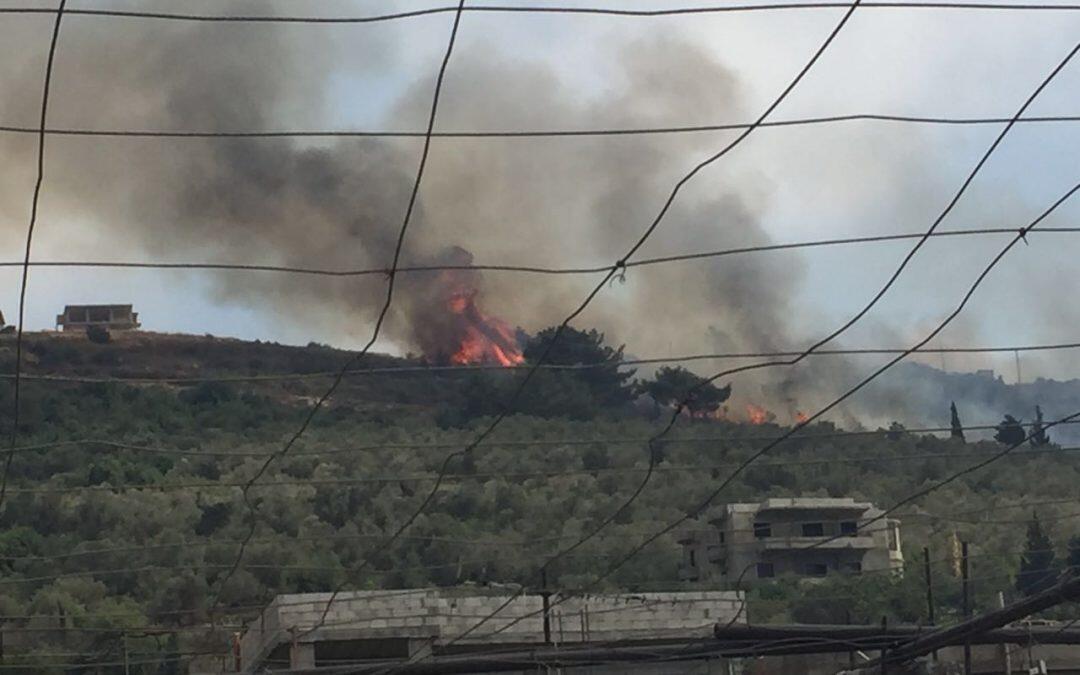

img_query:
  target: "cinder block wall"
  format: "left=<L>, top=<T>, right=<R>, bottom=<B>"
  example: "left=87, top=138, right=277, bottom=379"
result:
left=240, top=589, right=744, bottom=670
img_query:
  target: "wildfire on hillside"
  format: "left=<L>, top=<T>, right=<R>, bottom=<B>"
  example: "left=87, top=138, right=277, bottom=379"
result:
left=746, top=403, right=770, bottom=425
left=446, top=287, right=524, bottom=367
left=409, top=247, right=526, bottom=367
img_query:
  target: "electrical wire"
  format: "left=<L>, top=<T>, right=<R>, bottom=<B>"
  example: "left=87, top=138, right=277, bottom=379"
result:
left=430, top=158, right=1080, bottom=651
left=522, top=36, right=1080, bottom=604
left=513, top=181, right=1078, bottom=638
left=3, top=496, right=1075, bottom=567
left=2, top=1, right=1080, bottom=24
left=0, top=0, right=1074, bottom=660
left=372, top=2, right=867, bottom=662
left=3, top=226, right=1078, bottom=280
left=301, top=0, right=864, bottom=643
left=5, top=334, right=1080, bottom=386
left=205, top=0, right=469, bottom=618
left=0, top=113, right=1076, bottom=140
left=5, top=417, right=1080, bottom=460
left=7, top=440, right=1080, bottom=494
left=0, top=0, right=66, bottom=512
left=422, top=25, right=1080, bottom=662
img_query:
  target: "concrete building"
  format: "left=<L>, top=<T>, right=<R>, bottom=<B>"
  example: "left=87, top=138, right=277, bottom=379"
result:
left=679, top=498, right=903, bottom=584
left=55, top=304, right=140, bottom=332
left=237, top=588, right=744, bottom=672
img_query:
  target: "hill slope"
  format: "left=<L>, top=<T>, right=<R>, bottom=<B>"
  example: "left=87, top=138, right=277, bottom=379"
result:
left=0, top=331, right=1077, bottom=669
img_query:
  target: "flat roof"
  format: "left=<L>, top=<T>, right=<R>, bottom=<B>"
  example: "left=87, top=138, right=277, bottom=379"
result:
left=62, top=304, right=134, bottom=311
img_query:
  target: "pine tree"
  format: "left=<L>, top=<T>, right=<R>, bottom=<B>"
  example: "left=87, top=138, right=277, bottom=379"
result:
left=950, top=401, right=965, bottom=442
left=1031, top=405, right=1051, bottom=446
left=1016, top=513, right=1058, bottom=596
left=1068, top=535, right=1080, bottom=574
left=994, top=415, right=1025, bottom=445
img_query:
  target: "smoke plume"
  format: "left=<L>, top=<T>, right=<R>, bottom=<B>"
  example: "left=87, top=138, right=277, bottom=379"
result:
left=0, top=5, right=994, bottom=424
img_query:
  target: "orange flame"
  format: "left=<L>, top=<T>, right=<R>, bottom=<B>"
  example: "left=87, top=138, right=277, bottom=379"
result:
left=447, top=289, right=524, bottom=367
left=795, top=411, right=809, bottom=424
left=746, top=403, right=769, bottom=425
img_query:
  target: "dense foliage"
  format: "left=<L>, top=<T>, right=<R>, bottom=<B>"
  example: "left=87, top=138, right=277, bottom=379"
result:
left=0, top=332, right=1078, bottom=671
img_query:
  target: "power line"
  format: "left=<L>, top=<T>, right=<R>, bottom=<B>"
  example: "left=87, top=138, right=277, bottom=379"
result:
left=2, top=227, right=1078, bottom=283
left=536, top=36, right=1080, bottom=589
left=0, top=113, right=1076, bottom=140
left=3, top=493, right=1074, bottom=566
left=8, top=439, right=1080, bottom=494
left=2, top=1, right=1080, bottom=24
left=206, top=0, right=469, bottom=620
left=7, top=418, right=1080, bottom=460
left=440, top=23, right=1080, bottom=660
left=0, top=552, right=612, bottom=587
left=4, top=335, right=1080, bottom=385
left=803, top=407, right=1080, bottom=556
left=377, top=2, right=867, bottom=661
left=500, top=182, right=1080, bottom=645
left=436, top=96, right=1080, bottom=653
left=0, top=0, right=66, bottom=512
left=304, top=0, right=864, bottom=643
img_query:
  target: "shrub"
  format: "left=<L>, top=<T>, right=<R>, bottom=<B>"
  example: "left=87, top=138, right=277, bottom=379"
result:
left=86, top=325, right=111, bottom=344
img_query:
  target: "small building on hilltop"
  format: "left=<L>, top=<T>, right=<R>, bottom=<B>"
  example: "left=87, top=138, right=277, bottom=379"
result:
left=55, top=304, right=140, bottom=332
left=679, top=498, right=902, bottom=585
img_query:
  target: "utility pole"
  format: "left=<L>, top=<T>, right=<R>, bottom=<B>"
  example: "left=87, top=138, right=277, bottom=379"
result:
left=846, top=572, right=1080, bottom=672
left=1015, top=349, right=1023, bottom=385
left=880, top=616, right=888, bottom=675
left=540, top=568, right=552, bottom=645
left=924, top=546, right=937, bottom=661
left=923, top=547, right=936, bottom=627
left=962, top=541, right=972, bottom=675
left=998, top=592, right=1012, bottom=675
left=123, top=631, right=130, bottom=675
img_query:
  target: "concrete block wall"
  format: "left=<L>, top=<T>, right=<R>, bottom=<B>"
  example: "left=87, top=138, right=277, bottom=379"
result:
left=240, top=589, right=744, bottom=671
left=551, top=592, right=742, bottom=642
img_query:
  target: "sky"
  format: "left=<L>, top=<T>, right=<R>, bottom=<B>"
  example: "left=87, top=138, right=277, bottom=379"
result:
left=0, top=0, right=1078, bottom=385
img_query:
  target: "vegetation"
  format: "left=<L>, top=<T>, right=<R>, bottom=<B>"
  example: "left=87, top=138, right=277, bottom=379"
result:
left=638, top=366, right=731, bottom=417
left=950, top=401, right=965, bottom=442
left=1016, top=514, right=1058, bottom=597
left=994, top=414, right=1025, bottom=445
left=0, top=330, right=1077, bottom=670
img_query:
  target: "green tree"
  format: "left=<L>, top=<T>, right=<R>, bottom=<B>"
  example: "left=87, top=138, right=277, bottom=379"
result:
left=1062, top=533, right=1080, bottom=570
left=994, top=415, right=1025, bottom=446
left=950, top=401, right=965, bottom=442
left=886, top=421, right=906, bottom=441
left=523, top=327, right=635, bottom=407
left=1016, top=513, right=1058, bottom=597
left=1068, top=535, right=1080, bottom=573
left=638, top=366, right=731, bottom=417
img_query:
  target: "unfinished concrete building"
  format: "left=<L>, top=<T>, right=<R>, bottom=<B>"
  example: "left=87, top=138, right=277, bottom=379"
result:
left=55, top=304, right=140, bottom=332
left=237, top=588, right=745, bottom=672
left=679, top=498, right=903, bottom=584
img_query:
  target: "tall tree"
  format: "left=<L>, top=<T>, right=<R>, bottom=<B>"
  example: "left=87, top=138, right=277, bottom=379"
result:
left=1068, top=535, right=1080, bottom=574
left=1016, top=513, right=1058, bottom=597
left=950, top=401, right=965, bottom=442
left=994, top=414, right=1025, bottom=446
left=638, top=366, right=731, bottom=417
left=1031, top=405, right=1051, bottom=446
left=523, top=327, right=635, bottom=407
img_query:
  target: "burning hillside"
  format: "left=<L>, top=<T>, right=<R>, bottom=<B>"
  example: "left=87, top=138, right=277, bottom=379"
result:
left=446, top=287, right=524, bottom=366
left=408, top=247, right=525, bottom=367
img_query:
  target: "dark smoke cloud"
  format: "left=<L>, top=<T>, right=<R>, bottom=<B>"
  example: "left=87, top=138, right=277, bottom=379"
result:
left=0, top=7, right=904, bottom=418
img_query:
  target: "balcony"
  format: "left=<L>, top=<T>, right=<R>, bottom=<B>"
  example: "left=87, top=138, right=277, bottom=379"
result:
left=758, top=535, right=877, bottom=551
